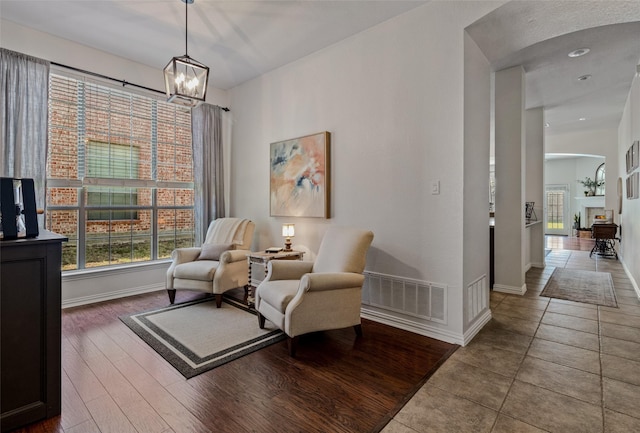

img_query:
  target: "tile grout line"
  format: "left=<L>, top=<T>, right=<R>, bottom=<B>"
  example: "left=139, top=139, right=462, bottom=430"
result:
left=503, top=249, right=637, bottom=432
left=598, top=301, right=606, bottom=433
left=488, top=270, right=554, bottom=433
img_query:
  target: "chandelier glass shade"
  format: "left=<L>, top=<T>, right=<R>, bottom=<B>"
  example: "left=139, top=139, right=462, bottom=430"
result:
left=164, top=0, right=209, bottom=107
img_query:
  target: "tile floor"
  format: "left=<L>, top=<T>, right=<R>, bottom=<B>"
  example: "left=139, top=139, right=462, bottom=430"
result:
left=382, top=248, right=640, bottom=433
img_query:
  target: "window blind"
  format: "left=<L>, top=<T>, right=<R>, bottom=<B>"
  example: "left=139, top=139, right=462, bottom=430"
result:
left=47, top=73, right=195, bottom=270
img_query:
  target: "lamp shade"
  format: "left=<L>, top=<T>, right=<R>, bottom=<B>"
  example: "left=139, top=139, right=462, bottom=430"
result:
left=282, top=224, right=295, bottom=237
left=163, top=55, right=209, bottom=107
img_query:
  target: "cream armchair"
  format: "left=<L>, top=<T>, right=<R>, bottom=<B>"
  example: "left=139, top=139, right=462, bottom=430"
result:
left=255, top=226, right=374, bottom=356
left=166, top=218, right=255, bottom=307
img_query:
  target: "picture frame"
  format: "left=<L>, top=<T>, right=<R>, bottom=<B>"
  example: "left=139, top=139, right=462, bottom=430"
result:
left=626, top=141, right=640, bottom=174
left=617, top=177, right=623, bottom=214
left=270, top=131, right=330, bottom=218
left=525, top=201, right=536, bottom=221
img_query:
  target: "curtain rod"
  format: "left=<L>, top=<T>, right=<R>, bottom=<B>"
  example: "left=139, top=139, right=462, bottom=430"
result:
left=50, top=61, right=230, bottom=112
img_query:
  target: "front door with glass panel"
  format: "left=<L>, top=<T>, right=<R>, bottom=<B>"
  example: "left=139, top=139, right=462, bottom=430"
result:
left=545, top=185, right=569, bottom=236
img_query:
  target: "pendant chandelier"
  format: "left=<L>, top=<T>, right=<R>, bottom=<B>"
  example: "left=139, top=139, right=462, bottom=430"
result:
left=163, top=0, right=209, bottom=107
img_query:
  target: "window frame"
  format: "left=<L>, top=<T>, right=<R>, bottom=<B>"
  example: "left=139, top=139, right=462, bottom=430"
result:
left=595, top=162, right=605, bottom=196
left=46, top=72, right=195, bottom=270
left=85, top=140, right=141, bottom=221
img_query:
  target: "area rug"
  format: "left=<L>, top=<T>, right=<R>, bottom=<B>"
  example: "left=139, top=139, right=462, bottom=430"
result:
left=120, top=296, right=286, bottom=378
left=540, top=268, right=618, bottom=307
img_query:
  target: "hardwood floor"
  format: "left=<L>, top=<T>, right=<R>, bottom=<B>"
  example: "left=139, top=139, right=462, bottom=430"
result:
left=12, top=289, right=457, bottom=433
left=546, top=234, right=596, bottom=252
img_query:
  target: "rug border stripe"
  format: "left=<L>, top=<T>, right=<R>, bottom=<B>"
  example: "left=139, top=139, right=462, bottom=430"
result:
left=134, top=305, right=283, bottom=364
left=120, top=296, right=286, bottom=379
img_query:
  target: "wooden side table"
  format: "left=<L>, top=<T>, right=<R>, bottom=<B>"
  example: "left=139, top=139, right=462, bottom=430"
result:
left=246, top=250, right=304, bottom=304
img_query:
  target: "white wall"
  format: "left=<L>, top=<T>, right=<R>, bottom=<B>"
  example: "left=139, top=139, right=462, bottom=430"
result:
left=494, top=66, right=526, bottom=294
left=546, top=158, right=577, bottom=186
left=546, top=128, right=618, bottom=221
left=526, top=108, right=545, bottom=268
left=462, top=31, right=492, bottom=336
left=526, top=109, right=545, bottom=209
left=228, top=1, right=500, bottom=344
left=618, top=71, right=640, bottom=294
left=545, top=156, right=605, bottom=231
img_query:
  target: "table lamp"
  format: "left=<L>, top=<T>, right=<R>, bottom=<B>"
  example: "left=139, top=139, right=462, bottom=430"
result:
left=282, top=223, right=295, bottom=251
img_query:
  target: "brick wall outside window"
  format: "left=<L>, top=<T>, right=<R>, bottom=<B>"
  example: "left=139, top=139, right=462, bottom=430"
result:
left=47, top=74, right=195, bottom=270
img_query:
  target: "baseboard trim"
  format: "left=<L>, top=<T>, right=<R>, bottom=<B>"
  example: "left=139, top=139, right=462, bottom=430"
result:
left=493, top=283, right=527, bottom=295
left=62, top=260, right=171, bottom=281
left=530, top=261, right=545, bottom=269
left=620, top=258, right=640, bottom=299
left=361, top=307, right=464, bottom=346
left=462, top=309, right=492, bottom=346
left=62, top=283, right=165, bottom=309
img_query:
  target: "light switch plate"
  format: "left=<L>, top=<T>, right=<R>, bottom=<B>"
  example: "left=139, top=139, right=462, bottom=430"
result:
left=431, top=180, right=440, bottom=195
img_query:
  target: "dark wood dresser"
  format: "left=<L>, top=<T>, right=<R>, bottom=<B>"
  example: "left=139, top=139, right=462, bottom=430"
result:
left=1, top=230, right=67, bottom=432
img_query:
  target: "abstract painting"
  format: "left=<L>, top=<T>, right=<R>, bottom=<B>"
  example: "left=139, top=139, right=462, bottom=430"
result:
left=270, top=132, right=330, bottom=218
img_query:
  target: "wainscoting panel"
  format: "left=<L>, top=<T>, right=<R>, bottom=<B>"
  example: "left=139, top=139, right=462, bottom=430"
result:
left=466, top=274, right=488, bottom=325
left=362, top=271, right=447, bottom=324
left=61, top=260, right=170, bottom=308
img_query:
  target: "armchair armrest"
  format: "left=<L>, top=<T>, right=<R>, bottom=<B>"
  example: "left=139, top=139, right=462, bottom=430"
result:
left=170, top=247, right=201, bottom=264
left=166, top=247, right=201, bottom=290
left=220, top=249, right=251, bottom=264
left=300, top=272, right=365, bottom=292
left=267, top=260, right=314, bottom=281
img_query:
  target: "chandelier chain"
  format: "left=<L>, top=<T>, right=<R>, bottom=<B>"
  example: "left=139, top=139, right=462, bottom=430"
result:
left=184, top=0, right=188, bottom=56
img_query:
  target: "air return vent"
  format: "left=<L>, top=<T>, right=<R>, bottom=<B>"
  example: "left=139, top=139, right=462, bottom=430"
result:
left=362, top=271, right=447, bottom=324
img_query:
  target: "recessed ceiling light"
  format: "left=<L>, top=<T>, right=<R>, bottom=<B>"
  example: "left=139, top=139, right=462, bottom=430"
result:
left=568, top=48, right=590, bottom=58
left=579, top=117, right=586, bottom=121
left=577, top=74, right=591, bottom=81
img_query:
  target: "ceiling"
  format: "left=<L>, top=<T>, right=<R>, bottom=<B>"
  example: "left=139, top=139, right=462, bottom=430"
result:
left=467, top=1, right=640, bottom=137
left=1, top=1, right=640, bottom=138
left=0, top=0, right=427, bottom=90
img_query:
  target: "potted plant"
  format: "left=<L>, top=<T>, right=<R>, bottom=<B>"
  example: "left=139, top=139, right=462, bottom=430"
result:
left=573, top=213, right=581, bottom=230
left=577, top=226, right=592, bottom=238
left=578, top=177, right=604, bottom=196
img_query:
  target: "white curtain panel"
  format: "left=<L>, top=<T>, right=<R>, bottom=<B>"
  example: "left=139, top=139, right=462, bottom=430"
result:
left=191, top=104, right=226, bottom=245
left=0, top=49, right=50, bottom=226
left=222, top=110, right=232, bottom=217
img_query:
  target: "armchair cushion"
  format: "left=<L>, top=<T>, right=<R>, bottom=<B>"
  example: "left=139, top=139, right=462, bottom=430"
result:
left=197, top=243, right=232, bottom=261
left=259, top=280, right=299, bottom=313
left=174, top=260, right=219, bottom=281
